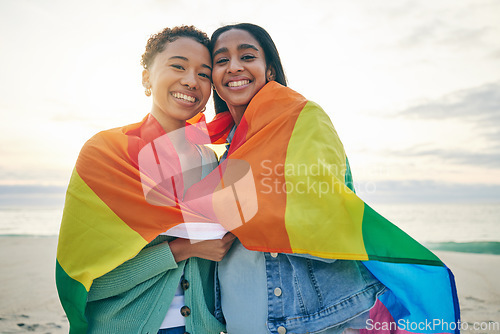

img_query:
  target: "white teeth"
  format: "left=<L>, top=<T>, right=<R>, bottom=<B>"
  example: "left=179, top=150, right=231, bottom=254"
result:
left=228, top=80, right=250, bottom=87
left=172, top=92, right=196, bottom=103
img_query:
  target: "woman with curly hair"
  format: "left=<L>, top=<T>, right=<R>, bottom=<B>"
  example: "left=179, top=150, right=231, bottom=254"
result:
left=56, top=25, right=233, bottom=334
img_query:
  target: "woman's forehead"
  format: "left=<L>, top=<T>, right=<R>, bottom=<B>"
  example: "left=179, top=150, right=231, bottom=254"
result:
left=156, top=37, right=210, bottom=63
left=215, top=29, right=261, bottom=50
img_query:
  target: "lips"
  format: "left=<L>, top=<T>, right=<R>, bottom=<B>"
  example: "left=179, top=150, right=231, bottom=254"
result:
left=171, top=91, right=197, bottom=103
left=227, top=79, right=250, bottom=87
left=225, top=76, right=252, bottom=88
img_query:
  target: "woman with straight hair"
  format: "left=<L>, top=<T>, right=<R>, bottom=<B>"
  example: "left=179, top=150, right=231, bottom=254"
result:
left=208, top=22, right=459, bottom=334
left=209, top=23, right=385, bottom=334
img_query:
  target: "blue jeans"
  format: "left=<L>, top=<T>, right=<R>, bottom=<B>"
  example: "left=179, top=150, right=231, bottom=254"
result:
left=157, top=326, right=185, bottom=334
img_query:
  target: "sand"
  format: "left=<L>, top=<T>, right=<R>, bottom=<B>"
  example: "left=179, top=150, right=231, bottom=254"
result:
left=0, top=237, right=67, bottom=333
left=0, top=236, right=499, bottom=333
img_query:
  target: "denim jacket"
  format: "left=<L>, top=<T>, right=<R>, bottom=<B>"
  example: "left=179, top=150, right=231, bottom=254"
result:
left=216, top=127, right=386, bottom=333
left=214, top=246, right=386, bottom=334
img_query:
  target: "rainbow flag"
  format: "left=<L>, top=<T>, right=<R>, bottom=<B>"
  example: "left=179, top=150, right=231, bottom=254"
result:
left=208, top=82, right=460, bottom=333
left=57, top=81, right=460, bottom=333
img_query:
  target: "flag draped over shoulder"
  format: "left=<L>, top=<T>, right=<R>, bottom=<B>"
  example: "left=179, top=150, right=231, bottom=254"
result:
left=209, top=81, right=460, bottom=334
left=56, top=114, right=231, bottom=333
left=57, top=81, right=460, bottom=334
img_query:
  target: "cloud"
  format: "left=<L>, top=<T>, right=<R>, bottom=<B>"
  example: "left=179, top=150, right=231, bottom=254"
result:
left=382, top=0, right=499, bottom=51
left=0, top=165, right=73, bottom=186
left=400, top=81, right=500, bottom=123
left=492, top=48, right=500, bottom=59
left=357, top=179, right=500, bottom=204
left=1, top=181, right=498, bottom=208
left=0, top=185, right=66, bottom=208
left=0, top=185, right=66, bottom=195
left=398, top=20, right=491, bottom=50
left=385, top=82, right=500, bottom=169
left=387, top=146, right=500, bottom=168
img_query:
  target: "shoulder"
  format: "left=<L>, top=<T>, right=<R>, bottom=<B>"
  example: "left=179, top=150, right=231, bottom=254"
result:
left=198, top=145, right=219, bottom=163
left=78, top=119, right=146, bottom=157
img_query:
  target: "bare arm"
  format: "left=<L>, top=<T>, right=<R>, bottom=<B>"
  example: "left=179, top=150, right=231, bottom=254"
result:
left=88, top=233, right=235, bottom=302
left=169, top=232, right=236, bottom=262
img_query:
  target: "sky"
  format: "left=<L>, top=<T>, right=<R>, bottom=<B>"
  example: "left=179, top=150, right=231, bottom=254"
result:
left=0, top=0, right=499, bottom=206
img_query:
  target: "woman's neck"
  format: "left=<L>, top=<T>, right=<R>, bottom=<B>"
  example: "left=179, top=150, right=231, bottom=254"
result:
left=150, top=107, right=185, bottom=133
left=150, top=112, right=190, bottom=151
left=228, top=105, right=247, bottom=126
left=166, top=128, right=191, bottom=151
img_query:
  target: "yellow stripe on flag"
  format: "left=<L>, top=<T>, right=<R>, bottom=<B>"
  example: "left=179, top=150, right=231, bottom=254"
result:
left=284, top=102, right=368, bottom=260
left=57, top=168, right=148, bottom=291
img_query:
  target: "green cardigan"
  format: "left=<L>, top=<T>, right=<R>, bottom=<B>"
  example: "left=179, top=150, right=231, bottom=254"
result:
left=85, top=235, right=226, bottom=334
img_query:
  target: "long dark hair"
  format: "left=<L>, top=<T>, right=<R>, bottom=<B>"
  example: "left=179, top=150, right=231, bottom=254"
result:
left=210, top=23, right=288, bottom=114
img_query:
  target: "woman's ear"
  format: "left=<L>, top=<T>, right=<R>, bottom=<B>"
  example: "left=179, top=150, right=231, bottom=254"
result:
left=142, top=69, right=150, bottom=88
left=142, top=70, right=152, bottom=96
left=266, top=66, right=276, bottom=82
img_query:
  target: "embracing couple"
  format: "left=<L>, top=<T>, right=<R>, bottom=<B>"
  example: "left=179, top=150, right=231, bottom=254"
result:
left=56, top=24, right=460, bottom=334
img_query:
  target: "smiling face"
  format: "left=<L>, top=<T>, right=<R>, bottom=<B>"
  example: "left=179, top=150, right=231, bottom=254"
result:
left=142, top=37, right=212, bottom=132
left=211, top=29, right=274, bottom=123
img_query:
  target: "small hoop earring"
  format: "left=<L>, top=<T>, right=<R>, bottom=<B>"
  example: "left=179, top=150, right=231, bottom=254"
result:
left=145, top=87, right=152, bottom=97
left=200, top=107, right=206, bottom=113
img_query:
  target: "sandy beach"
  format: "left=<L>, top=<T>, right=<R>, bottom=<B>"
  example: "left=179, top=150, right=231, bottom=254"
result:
left=0, top=236, right=499, bottom=333
left=0, top=237, right=68, bottom=333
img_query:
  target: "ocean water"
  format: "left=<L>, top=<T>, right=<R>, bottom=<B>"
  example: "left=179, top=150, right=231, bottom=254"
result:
left=374, top=203, right=500, bottom=254
left=373, top=203, right=500, bottom=243
left=0, top=206, right=63, bottom=237
left=0, top=203, right=499, bottom=254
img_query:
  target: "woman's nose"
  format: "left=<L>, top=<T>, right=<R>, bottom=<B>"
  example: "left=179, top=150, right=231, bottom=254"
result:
left=227, top=59, right=243, bottom=73
left=181, top=71, right=199, bottom=89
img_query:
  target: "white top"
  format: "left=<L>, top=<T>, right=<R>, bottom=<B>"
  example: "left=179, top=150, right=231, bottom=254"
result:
left=160, top=282, right=185, bottom=329
left=160, top=144, right=219, bottom=329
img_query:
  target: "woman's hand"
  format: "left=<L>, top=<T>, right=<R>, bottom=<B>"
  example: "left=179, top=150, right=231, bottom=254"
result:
left=169, top=233, right=236, bottom=262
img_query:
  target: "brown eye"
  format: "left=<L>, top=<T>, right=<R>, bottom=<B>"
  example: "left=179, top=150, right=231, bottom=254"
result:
left=171, top=64, right=185, bottom=70
left=241, top=55, right=256, bottom=61
left=215, top=57, right=228, bottom=65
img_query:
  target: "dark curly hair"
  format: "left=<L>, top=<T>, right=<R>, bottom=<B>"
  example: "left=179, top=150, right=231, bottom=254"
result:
left=141, top=25, right=210, bottom=70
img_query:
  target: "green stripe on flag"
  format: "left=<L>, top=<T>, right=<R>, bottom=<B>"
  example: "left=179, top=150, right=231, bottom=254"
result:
left=344, top=157, right=355, bottom=193
left=56, top=260, right=88, bottom=334
left=362, top=204, right=443, bottom=265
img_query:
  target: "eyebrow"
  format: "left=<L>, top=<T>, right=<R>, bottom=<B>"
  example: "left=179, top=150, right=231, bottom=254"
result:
left=213, top=43, right=260, bottom=57
left=168, top=56, right=212, bottom=71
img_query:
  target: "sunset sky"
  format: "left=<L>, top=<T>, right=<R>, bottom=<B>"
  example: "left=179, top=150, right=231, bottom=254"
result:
left=1, top=0, right=499, bottom=206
